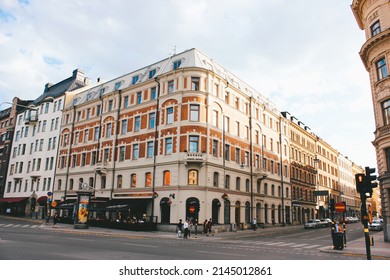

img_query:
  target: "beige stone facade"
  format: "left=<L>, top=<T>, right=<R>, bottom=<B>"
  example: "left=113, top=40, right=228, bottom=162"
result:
left=53, top=49, right=291, bottom=229
left=352, top=0, right=390, bottom=241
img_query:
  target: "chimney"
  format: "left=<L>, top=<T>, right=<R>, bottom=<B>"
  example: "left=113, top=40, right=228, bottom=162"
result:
left=72, top=69, right=85, bottom=81
left=44, top=83, right=53, bottom=92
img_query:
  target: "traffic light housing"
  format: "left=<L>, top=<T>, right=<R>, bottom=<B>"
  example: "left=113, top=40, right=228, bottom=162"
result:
left=355, top=173, right=366, bottom=193
left=364, top=166, right=378, bottom=198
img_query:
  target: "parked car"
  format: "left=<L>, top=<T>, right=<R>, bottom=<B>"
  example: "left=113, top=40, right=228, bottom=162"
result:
left=369, top=220, right=383, bottom=231
left=320, top=218, right=332, bottom=227
left=304, top=219, right=321, bottom=229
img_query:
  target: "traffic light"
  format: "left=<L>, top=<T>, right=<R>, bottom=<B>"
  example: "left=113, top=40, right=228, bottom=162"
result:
left=364, top=166, right=378, bottom=198
left=355, top=173, right=366, bottom=193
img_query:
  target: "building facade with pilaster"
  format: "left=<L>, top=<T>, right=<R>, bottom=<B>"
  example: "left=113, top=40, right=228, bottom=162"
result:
left=351, top=0, right=390, bottom=241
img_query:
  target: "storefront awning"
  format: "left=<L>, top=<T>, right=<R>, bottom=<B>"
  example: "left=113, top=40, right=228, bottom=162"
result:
left=104, top=199, right=147, bottom=211
left=37, top=196, right=47, bottom=205
left=0, top=197, right=28, bottom=203
left=58, top=200, right=76, bottom=208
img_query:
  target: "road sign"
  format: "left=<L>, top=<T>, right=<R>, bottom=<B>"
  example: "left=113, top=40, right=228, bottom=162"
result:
left=47, top=191, right=52, bottom=196
left=335, top=202, right=346, bottom=213
left=51, top=201, right=57, bottom=208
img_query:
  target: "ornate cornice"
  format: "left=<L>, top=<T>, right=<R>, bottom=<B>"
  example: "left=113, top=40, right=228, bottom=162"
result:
left=360, top=29, right=390, bottom=70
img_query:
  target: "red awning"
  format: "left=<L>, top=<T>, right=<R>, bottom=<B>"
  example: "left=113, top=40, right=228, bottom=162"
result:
left=37, top=196, right=48, bottom=204
left=0, top=197, right=28, bottom=203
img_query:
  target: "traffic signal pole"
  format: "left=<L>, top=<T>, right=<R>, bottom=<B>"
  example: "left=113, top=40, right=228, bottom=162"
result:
left=360, top=195, right=372, bottom=260
left=355, top=167, right=378, bottom=260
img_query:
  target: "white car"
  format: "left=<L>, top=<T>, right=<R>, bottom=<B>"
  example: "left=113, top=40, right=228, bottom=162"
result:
left=304, top=219, right=321, bottom=229
left=369, top=220, right=383, bottom=231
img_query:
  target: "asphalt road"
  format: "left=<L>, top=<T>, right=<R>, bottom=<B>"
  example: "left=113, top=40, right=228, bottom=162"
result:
left=0, top=216, right=366, bottom=260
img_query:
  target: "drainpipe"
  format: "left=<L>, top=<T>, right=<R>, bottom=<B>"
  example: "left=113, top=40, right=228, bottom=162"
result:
left=279, top=116, right=285, bottom=226
left=64, top=104, right=76, bottom=200
left=151, top=77, right=161, bottom=222
left=110, top=90, right=122, bottom=200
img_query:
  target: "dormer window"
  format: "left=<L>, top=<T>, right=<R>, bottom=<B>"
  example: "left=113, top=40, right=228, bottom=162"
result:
left=115, top=82, right=121, bottom=91
left=149, top=69, right=156, bottom=79
left=173, top=60, right=182, bottom=70
left=132, top=75, right=139, bottom=85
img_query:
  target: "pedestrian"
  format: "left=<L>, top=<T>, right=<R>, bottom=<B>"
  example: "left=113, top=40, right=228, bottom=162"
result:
left=177, top=219, right=183, bottom=238
left=188, top=219, right=192, bottom=238
left=203, top=219, right=208, bottom=235
left=194, top=219, right=198, bottom=237
left=53, top=213, right=59, bottom=228
left=252, top=218, right=257, bottom=231
left=207, top=219, right=213, bottom=236
left=183, top=219, right=189, bottom=238
left=45, top=215, right=50, bottom=226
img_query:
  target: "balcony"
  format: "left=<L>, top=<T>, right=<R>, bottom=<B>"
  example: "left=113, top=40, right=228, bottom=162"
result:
left=184, top=152, right=204, bottom=166
left=25, top=111, right=38, bottom=124
left=95, top=161, right=108, bottom=175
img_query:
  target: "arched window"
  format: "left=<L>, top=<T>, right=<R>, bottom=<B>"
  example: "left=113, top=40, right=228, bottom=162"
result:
left=79, top=178, right=83, bottom=190
left=58, top=179, right=62, bottom=191
left=145, top=172, right=152, bottom=187
left=271, top=184, right=275, bottom=196
left=163, top=170, right=171, bottom=186
left=89, top=177, right=94, bottom=189
left=225, top=175, right=230, bottom=189
left=130, top=174, right=136, bottom=188
left=236, top=177, right=241, bottom=191
left=245, top=179, right=250, bottom=192
left=264, top=183, right=268, bottom=195
left=188, top=169, right=198, bottom=185
left=117, top=175, right=123, bottom=189
left=69, top=179, right=74, bottom=190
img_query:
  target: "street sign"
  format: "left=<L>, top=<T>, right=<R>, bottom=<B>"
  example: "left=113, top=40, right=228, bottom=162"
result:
left=47, top=191, right=52, bottom=196
left=335, top=202, right=346, bottom=213
left=313, top=190, right=329, bottom=196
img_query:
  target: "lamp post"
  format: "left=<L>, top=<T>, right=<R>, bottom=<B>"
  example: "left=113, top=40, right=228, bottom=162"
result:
left=314, top=155, right=319, bottom=219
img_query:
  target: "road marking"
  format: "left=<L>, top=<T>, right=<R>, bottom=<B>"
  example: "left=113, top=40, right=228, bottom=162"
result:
left=12, top=224, right=21, bottom=227
left=4, top=224, right=13, bottom=227
left=276, top=242, right=297, bottom=247
left=21, top=225, right=30, bottom=228
left=265, top=242, right=287, bottom=246
left=196, top=250, right=247, bottom=257
left=31, top=225, right=39, bottom=228
left=124, top=243, right=159, bottom=248
left=290, top=243, right=309, bottom=248
left=303, top=244, right=321, bottom=249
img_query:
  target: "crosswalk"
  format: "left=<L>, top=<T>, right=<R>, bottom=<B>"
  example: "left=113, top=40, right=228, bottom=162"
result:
left=225, top=240, right=324, bottom=250
left=0, top=223, right=40, bottom=228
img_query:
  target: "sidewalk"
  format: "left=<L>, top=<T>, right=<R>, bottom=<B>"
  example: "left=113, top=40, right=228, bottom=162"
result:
left=2, top=215, right=390, bottom=259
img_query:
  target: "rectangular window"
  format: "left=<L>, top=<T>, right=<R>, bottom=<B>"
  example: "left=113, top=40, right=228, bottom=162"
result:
left=224, top=144, right=230, bottom=161
left=91, top=151, right=97, bottom=165
left=149, top=112, right=155, bottom=129
left=236, top=121, right=240, bottom=136
left=124, top=96, right=129, bottom=108
left=106, top=123, right=112, bottom=137
left=133, top=144, right=139, bottom=159
left=136, top=92, right=142, bottom=104
left=119, top=146, right=125, bottom=161
left=94, top=127, right=100, bottom=141
left=377, top=57, right=388, bottom=80
left=108, top=100, right=114, bottom=111
left=121, top=119, right=128, bottom=135
left=147, top=141, right=154, bottom=158
left=134, top=116, right=141, bottom=132
left=167, top=107, right=174, bottom=124
left=115, top=82, right=121, bottom=90
left=168, top=80, right=174, bottom=94
left=190, top=104, right=199, bottom=121
left=151, top=87, right=157, bottom=100
left=81, top=153, right=86, bottom=166
left=212, top=139, right=218, bottom=157
left=191, top=77, right=199, bottom=91
left=165, top=138, right=172, bottom=155
left=96, top=105, right=102, bottom=116
left=103, top=148, right=110, bottom=162
left=235, top=147, right=240, bottom=164
left=224, top=116, right=230, bottom=133
left=371, top=20, right=381, bottom=37
left=189, top=136, right=199, bottom=152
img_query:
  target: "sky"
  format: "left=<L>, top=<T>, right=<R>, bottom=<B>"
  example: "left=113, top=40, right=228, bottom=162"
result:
left=0, top=0, right=377, bottom=170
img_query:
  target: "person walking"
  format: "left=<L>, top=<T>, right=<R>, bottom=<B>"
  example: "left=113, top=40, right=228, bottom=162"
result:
left=177, top=219, right=183, bottom=238
left=45, top=214, right=50, bottom=226
left=206, top=219, right=213, bottom=236
left=203, top=219, right=208, bottom=235
left=53, top=213, right=59, bottom=228
left=252, top=218, right=257, bottom=231
left=183, top=219, right=189, bottom=238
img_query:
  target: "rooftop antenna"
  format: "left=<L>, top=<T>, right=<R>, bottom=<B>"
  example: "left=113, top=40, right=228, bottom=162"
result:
left=169, top=45, right=177, bottom=57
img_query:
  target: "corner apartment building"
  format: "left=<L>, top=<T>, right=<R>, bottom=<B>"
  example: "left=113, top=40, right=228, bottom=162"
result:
left=351, top=0, right=390, bottom=241
left=53, top=48, right=292, bottom=229
left=1, top=69, right=88, bottom=217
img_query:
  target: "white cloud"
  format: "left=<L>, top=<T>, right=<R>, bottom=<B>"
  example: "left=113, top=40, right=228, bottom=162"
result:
left=0, top=0, right=377, bottom=167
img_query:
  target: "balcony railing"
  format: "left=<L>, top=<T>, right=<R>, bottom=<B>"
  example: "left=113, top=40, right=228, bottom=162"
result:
left=185, top=152, right=204, bottom=163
